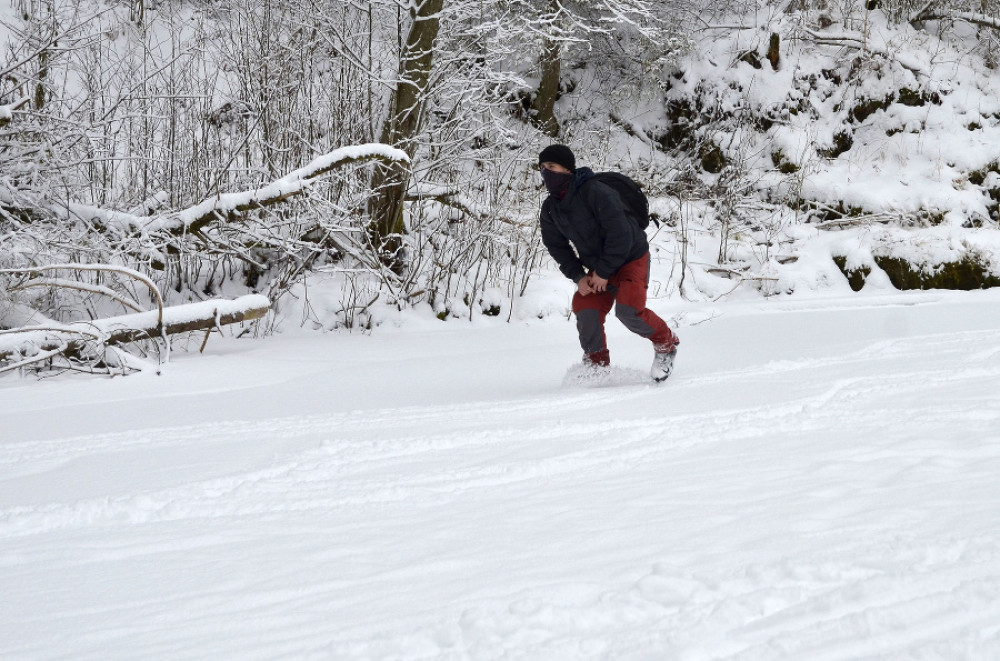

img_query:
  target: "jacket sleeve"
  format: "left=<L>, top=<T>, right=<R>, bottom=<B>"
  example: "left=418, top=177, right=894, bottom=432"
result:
left=585, top=182, right=634, bottom=280
left=540, top=201, right=587, bottom=283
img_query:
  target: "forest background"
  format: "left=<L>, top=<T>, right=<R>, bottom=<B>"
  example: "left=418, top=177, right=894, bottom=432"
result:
left=4, top=0, right=1000, bottom=374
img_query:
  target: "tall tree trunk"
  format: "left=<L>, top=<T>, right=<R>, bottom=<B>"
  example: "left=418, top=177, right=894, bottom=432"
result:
left=531, top=30, right=561, bottom=137
left=368, top=0, right=445, bottom=271
left=982, top=0, right=997, bottom=69
left=528, top=0, right=562, bottom=137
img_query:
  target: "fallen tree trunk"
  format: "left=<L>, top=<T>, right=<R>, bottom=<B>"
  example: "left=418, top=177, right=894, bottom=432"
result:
left=0, top=294, right=270, bottom=369
left=96, top=294, right=270, bottom=344
left=911, top=6, right=1000, bottom=32
left=0, top=143, right=410, bottom=250
left=172, top=144, right=410, bottom=236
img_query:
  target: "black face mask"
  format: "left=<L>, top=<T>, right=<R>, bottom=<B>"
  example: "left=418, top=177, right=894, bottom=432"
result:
left=541, top=168, right=574, bottom=197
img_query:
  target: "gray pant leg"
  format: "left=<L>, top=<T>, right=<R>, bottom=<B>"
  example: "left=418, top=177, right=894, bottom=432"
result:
left=615, top=303, right=655, bottom=338
left=576, top=308, right=606, bottom=353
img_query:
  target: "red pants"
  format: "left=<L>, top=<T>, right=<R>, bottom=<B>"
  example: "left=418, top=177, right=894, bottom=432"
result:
left=571, top=253, right=677, bottom=359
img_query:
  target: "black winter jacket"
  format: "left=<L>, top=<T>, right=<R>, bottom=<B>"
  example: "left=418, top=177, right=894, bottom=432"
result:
left=539, top=167, right=649, bottom=283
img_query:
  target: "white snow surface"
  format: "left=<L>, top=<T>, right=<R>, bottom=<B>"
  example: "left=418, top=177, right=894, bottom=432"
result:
left=3, top=289, right=1000, bottom=659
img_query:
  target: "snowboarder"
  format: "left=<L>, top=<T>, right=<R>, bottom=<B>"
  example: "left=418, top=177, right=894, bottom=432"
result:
left=537, top=144, right=679, bottom=382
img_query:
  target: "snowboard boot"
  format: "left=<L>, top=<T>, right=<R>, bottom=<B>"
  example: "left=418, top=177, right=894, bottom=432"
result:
left=650, top=344, right=677, bottom=382
left=583, top=349, right=611, bottom=368
left=564, top=348, right=612, bottom=386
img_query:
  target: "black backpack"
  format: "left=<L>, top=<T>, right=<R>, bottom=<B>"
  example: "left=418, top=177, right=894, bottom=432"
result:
left=589, top=171, right=658, bottom=229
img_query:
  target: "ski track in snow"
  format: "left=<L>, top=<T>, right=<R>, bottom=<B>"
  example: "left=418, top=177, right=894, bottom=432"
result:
left=2, top=296, right=1000, bottom=659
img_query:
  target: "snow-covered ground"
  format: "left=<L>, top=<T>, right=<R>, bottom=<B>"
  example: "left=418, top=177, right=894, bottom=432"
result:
left=3, top=288, right=1000, bottom=659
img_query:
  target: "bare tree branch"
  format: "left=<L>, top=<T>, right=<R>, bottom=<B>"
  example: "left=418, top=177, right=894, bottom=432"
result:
left=9, top=278, right=145, bottom=313
left=2, top=264, right=164, bottom=325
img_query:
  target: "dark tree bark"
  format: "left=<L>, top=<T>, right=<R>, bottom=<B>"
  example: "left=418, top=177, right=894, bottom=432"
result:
left=531, top=3, right=562, bottom=138
left=367, top=0, right=446, bottom=271
left=767, top=33, right=780, bottom=71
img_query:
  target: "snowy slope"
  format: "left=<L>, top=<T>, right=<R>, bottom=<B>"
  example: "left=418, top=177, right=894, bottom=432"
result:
left=3, top=290, right=1000, bottom=659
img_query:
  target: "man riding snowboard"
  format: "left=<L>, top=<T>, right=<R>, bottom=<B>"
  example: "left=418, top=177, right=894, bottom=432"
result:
left=537, top=144, right=679, bottom=382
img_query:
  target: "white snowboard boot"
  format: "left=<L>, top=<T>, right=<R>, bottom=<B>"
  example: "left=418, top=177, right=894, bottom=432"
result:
left=650, top=346, right=677, bottom=382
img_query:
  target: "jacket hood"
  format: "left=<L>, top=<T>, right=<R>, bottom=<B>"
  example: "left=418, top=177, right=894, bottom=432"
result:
left=573, top=167, right=595, bottom=188
left=553, top=167, right=594, bottom=205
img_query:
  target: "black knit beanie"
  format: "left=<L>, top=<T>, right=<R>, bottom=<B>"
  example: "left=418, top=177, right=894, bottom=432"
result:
left=538, top=144, right=576, bottom=172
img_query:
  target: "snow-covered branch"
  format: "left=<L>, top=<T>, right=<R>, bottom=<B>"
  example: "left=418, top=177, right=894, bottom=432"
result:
left=0, top=295, right=270, bottom=374
left=8, top=278, right=145, bottom=313
left=143, top=144, right=410, bottom=235
left=411, top=185, right=530, bottom=228
left=2, top=144, right=410, bottom=242
left=799, top=27, right=926, bottom=74
left=2, top=264, right=164, bottom=325
left=0, top=339, right=69, bottom=375
left=911, top=8, right=1000, bottom=32
left=0, top=97, right=29, bottom=128
left=87, top=294, right=271, bottom=345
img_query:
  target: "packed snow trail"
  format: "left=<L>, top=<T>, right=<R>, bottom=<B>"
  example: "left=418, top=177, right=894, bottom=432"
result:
left=2, top=291, right=1000, bottom=659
